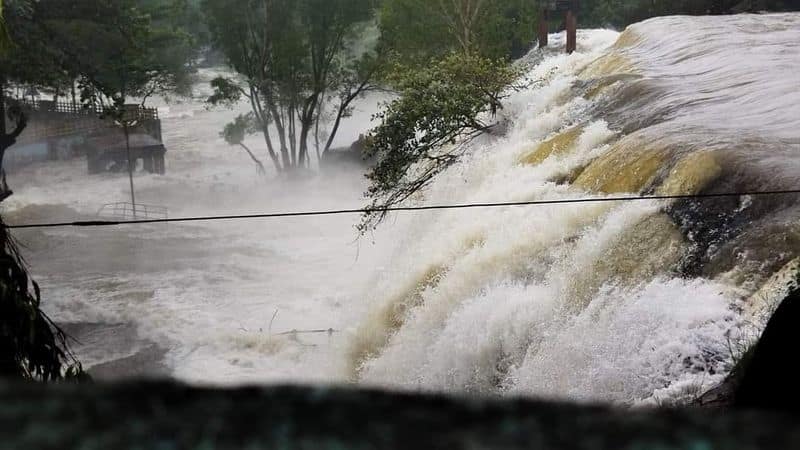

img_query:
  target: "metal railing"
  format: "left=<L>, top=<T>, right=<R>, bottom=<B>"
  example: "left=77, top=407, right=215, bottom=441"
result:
left=96, top=202, right=169, bottom=221
left=11, top=98, right=162, bottom=146
left=16, top=99, right=159, bottom=121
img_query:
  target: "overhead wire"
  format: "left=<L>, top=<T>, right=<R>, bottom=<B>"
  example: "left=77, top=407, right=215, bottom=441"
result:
left=3, top=189, right=800, bottom=230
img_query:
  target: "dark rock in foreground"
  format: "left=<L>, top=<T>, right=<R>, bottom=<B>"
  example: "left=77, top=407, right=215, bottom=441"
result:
left=695, top=287, right=800, bottom=411
left=735, top=287, right=800, bottom=412
left=1, top=381, right=799, bottom=449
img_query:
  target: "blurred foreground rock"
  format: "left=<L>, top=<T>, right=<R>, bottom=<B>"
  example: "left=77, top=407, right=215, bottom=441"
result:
left=695, top=288, right=800, bottom=411
left=1, top=381, right=799, bottom=450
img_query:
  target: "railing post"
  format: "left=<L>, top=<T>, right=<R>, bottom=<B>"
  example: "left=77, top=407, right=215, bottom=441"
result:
left=538, top=9, right=549, bottom=49
left=566, top=8, right=577, bottom=54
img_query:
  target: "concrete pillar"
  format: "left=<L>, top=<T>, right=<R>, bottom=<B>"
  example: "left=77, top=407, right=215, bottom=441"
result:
left=143, top=154, right=154, bottom=173
left=566, top=10, right=577, bottom=54
left=154, top=152, right=166, bottom=175
left=87, top=153, right=102, bottom=174
left=46, top=138, right=58, bottom=160
left=538, top=10, right=549, bottom=49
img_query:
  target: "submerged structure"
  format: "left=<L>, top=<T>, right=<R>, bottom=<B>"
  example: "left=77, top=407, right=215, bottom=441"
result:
left=5, top=99, right=166, bottom=174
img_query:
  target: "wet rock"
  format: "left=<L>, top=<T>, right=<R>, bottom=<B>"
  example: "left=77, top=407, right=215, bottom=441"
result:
left=320, top=135, right=376, bottom=169
left=696, top=287, right=800, bottom=413
left=735, top=288, right=800, bottom=412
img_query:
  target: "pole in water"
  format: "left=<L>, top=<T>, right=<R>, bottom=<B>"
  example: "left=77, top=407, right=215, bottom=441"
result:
left=566, top=11, right=576, bottom=53
left=538, top=9, right=549, bottom=48
left=123, top=124, right=137, bottom=219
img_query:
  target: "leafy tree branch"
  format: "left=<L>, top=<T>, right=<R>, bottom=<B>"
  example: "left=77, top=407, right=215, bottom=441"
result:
left=360, top=53, right=522, bottom=232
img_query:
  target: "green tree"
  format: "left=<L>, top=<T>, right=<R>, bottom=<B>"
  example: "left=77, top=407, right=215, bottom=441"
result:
left=43, top=0, right=196, bottom=107
left=379, top=0, right=538, bottom=64
left=0, top=0, right=85, bottom=382
left=0, top=0, right=57, bottom=199
left=204, top=0, right=381, bottom=172
left=42, top=0, right=195, bottom=215
left=0, top=0, right=196, bottom=380
left=360, top=53, right=521, bottom=231
left=0, top=220, right=85, bottom=381
left=221, top=114, right=267, bottom=175
left=0, top=0, right=10, bottom=52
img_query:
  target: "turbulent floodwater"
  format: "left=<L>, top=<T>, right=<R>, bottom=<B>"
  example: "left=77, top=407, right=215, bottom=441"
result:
left=3, top=14, right=800, bottom=406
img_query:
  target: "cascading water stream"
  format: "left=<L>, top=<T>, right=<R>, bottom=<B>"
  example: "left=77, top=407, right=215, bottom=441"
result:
left=350, top=14, right=800, bottom=405
left=5, top=13, right=797, bottom=406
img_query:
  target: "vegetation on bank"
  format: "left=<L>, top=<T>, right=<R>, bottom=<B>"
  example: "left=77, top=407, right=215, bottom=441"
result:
left=0, top=219, right=86, bottom=381
left=379, top=0, right=539, bottom=63
left=201, top=0, right=800, bottom=228
left=2, top=0, right=800, bottom=382
left=1, top=0, right=198, bottom=187
left=203, top=0, right=382, bottom=173
left=200, top=0, right=535, bottom=205
left=359, top=54, right=521, bottom=231
left=0, top=0, right=198, bottom=381
left=1, top=1, right=81, bottom=378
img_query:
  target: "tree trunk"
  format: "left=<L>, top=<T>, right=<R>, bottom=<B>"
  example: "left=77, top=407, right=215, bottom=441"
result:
left=323, top=103, right=347, bottom=155
left=265, top=99, right=290, bottom=170
left=313, top=88, right=327, bottom=164
left=0, top=76, right=28, bottom=202
left=248, top=90, right=282, bottom=173
left=298, top=93, right=319, bottom=169
left=71, top=82, right=77, bottom=110
left=314, top=114, right=322, bottom=163
left=261, top=130, right=283, bottom=173
left=0, top=77, right=8, bottom=201
left=288, top=106, right=297, bottom=168
left=322, top=70, right=377, bottom=156
left=0, top=76, right=6, bottom=138
left=239, top=143, right=266, bottom=176
left=299, top=119, right=313, bottom=168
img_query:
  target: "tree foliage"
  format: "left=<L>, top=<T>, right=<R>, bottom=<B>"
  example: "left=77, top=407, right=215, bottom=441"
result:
left=360, top=53, right=521, bottom=231
left=0, top=219, right=85, bottom=381
left=221, top=113, right=267, bottom=175
left=38, top=0, right=197, bottom=109
left=0, top=1, right=89, bottom=381
left=379, top=0, right=538, bottom=64
left=0, top=0, right=53, bottom=199
left=0, top=0, right=11, bottom=53
left=0, top=0, right=196, bottom=382
left=204, top=0, right=382, bottom=172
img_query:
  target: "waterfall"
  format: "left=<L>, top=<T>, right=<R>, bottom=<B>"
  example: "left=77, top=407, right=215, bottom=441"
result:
left=350, top=14, right=800, bottom=406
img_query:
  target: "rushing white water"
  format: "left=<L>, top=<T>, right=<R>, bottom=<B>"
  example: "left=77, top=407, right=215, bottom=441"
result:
left=350, top=14, right=800, bottom=405
left=2, top=14, right=798, bottom=406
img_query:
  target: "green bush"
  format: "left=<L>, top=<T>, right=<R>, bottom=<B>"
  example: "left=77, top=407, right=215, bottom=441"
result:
left=360, top=53, right=521, bottom=231
left=0, top=219, right=85, bottom=381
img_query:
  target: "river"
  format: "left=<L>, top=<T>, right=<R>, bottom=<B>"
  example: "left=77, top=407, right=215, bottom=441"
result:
left=3, top=13, right=799, bottom=407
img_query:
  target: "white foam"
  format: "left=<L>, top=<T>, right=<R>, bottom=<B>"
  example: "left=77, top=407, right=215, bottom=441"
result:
left=7, top=15, right=798, bottom=405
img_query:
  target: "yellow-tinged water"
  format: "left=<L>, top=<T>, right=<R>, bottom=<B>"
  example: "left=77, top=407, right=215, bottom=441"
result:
left=353, top=14, right=800, bottom=404
left=574, top=140, right=665, bottom=194
left=566, top=213, right=686, bottom=309
left=657, top=151, right=723, bottom=196
left=613, top=28, right=643, bottom=50
left=580, top=53, right=637, bottom=79
left=520, top=126, right=585, bottom=165
left=349, top=264, right=447, bottom=374
left=19, top=14, right=796, bottom=406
